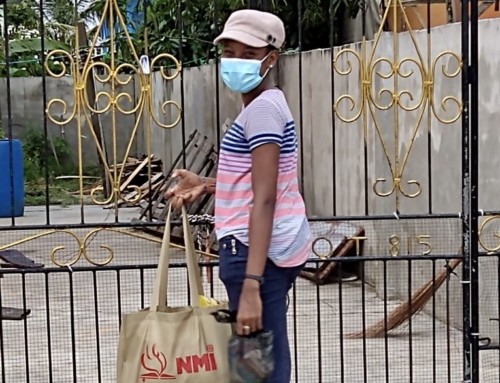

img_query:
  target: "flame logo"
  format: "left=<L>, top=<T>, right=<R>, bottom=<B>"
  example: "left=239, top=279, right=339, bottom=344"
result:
left=139, top=344, right=176, bottom=381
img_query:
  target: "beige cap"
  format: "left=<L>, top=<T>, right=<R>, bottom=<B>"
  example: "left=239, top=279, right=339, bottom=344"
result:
left=213, top=9, right=285, bottom=49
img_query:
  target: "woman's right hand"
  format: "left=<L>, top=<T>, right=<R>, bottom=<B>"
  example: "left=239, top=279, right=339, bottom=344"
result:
left=164, top=169, right=206, bottom=208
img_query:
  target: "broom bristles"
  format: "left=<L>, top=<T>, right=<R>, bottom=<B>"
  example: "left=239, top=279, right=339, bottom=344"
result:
left=346, top=257, right=462, bottom=339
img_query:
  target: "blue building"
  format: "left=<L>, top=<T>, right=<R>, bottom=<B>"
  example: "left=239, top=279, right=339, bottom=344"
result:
left=96, top=0, right=143, bottom=54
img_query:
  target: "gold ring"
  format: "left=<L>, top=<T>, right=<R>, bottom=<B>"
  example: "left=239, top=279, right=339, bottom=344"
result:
left=243, top=325, right=251, bottom=332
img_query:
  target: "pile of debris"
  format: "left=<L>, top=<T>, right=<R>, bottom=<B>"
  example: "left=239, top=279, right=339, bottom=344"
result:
left=96, top=129, right=222, bottom=256
left=103, top=154, right=165, bottom=208
left=131, top=130, right=218, bottom=246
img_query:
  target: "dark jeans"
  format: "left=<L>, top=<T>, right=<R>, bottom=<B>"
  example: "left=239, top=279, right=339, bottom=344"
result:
left=218, top=236, right=303, bottom=383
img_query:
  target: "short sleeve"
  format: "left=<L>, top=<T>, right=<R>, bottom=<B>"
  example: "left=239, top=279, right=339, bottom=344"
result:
left=244, top=99, right=285, bottom=151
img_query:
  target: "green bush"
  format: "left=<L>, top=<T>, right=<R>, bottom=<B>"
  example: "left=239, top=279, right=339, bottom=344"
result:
left=19, top=128, right=105, bottom=206
left=21, top=128, right=75, bottom=182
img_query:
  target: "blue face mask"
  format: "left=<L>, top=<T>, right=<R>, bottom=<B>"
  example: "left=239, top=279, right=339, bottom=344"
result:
left=220, top=54, right=272, bottom=94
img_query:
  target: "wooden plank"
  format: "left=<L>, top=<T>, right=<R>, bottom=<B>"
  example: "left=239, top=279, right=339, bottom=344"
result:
left=119, top=154, right=154, bottom=192
left=122, top=172, right=163, bottom=200
left=121, top=180, right=164, bottom=207
left=139, top=131, right=202, bottom=220
left=156, top=136, right=213, bottom=222
left=132, top=127, right=220, bottom=252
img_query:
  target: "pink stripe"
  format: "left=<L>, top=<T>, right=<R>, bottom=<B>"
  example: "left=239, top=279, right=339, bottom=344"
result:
left=216, top=189, right=252, bottom=201
left=275, top=198, right=306, bottom=208
left=273, top=207, right=306, bottom=218
left=277, top=172, right=298, bottom=182
left=218, top=153, right=296, bottom=167
left=215, top=207, right=249, bottom=216
left=217, top=170, right=296, bottom=184
left=215, top=206, right=305, bottom=219
left=218, top=154, right=295, bottom=169
left=274, top=240, right=311, bottom=267
left=217, top=173, right=252, bottom=184
left=219, top=152, right=251, bottom=160
left=218, top=156, right=295, bottom=167
left=219, top=151, right=295, bottom=161
left=218, top=156, right=252, bottom=165
left=216, top=189, right=303, bottom=205
left=215, top=216, right=249, bottom=228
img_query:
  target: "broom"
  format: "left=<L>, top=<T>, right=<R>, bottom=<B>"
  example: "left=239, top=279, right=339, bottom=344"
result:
left=346, top=254, right=462, bottom=339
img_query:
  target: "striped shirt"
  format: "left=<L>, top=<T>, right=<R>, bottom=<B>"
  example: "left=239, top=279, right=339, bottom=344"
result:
left=215, top=89, right=311, bottom=267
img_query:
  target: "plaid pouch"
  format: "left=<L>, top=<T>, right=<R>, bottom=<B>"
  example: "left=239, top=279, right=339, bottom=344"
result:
left=227, top=330, right=274, bottom=383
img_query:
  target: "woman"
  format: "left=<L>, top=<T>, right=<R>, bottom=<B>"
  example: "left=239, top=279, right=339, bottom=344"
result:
left=166, top=9, right=312, bottom=383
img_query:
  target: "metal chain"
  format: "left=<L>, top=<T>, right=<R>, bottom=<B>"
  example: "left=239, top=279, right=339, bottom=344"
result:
left=187, top=214, right=215, bottom=225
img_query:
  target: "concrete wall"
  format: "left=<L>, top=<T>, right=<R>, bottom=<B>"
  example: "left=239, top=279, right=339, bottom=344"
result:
left=2, top=18, right=500, bottom=342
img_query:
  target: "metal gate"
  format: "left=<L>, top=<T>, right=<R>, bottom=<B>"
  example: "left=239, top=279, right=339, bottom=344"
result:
left=0, top=0, right=496, bottom=381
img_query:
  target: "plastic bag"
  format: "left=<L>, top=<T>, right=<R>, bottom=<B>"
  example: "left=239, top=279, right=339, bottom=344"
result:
left=227, top=330, right=274, bottom=383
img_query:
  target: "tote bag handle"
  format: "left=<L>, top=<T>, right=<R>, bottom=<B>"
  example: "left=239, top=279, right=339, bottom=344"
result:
left=150, top=204, right=205, bottom=311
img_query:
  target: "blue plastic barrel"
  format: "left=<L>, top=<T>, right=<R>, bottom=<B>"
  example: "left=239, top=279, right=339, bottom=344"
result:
left=0, top=139, right=25, bottom=217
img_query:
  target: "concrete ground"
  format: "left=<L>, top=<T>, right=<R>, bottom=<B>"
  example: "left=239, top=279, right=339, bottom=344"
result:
left=0, top=206, right=484, bottom=382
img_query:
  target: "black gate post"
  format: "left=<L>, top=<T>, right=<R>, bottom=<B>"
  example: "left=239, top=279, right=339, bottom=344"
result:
left=462, top=0, right=480, bottom=381
left=461, top=0, right=472, bottom=378
left=469, top=0, right=480, bottom=380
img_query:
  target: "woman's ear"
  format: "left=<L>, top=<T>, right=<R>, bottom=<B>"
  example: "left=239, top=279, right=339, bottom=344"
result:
left=263, top=51, right=278, bottom=75
left=260, top=50, right=278, bottom=77
left=268, top=50, right=279, bottom=67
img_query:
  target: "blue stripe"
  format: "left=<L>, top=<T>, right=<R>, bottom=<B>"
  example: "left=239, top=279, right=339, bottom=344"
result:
left=221, top=142, right=250, bottom=150
left=221, top=146, right=251, bottom=154
left=221, top=119, right=299, bottom=155
left=249, top=132, right=283, bottom=142
left=227, top=130, right=245, bottom=141
left=282, top=139, right=297, bottom=146
left=250, top=137, right=282, bottom=145
left=250, top=139, right=282, bottom=150
left=233, top=122, right=245, bottom=130
left=223, top=136, right=248, bottom=146
left=226, top=131, right=245, bottom=140
left=227, top=126, right=245, bottom=137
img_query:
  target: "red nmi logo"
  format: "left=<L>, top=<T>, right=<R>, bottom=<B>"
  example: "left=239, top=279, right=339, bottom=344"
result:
left=175, top=345, right=217, bottom=375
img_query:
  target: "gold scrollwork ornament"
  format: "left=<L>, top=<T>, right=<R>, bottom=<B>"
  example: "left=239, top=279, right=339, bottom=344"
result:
left=311, top=237, right=334, bottom=259
left=479, top=216, right=500, bottom=254
left=147, top=53, right=183, bottom=129
left=373, top=177, right=422, bottom=198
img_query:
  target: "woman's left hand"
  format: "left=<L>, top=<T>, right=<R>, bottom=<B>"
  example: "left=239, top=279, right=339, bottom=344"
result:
left=236, top=280, right=262, bottom=336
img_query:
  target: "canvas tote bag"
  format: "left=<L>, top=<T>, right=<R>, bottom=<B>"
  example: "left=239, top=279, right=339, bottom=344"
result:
left=116, top=205, right=231, bottom=383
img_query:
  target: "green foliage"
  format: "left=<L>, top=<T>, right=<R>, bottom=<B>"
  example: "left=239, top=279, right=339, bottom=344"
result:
left=2, top=0, right=40, bottom=37
left=21, top=128, right=75, bottom=182
left=93, top=0, right=361, bottom=69
left=0, top=0, right=86, bottom=77
left=19, top=127, right=101, bottom=206
left=0, top=38, right=70, bottom=77
left=24, top=180, right=79, bottom=207
left=2, top=0, right=362, bottom=76
left=136, top=0, right=356, bottom=67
